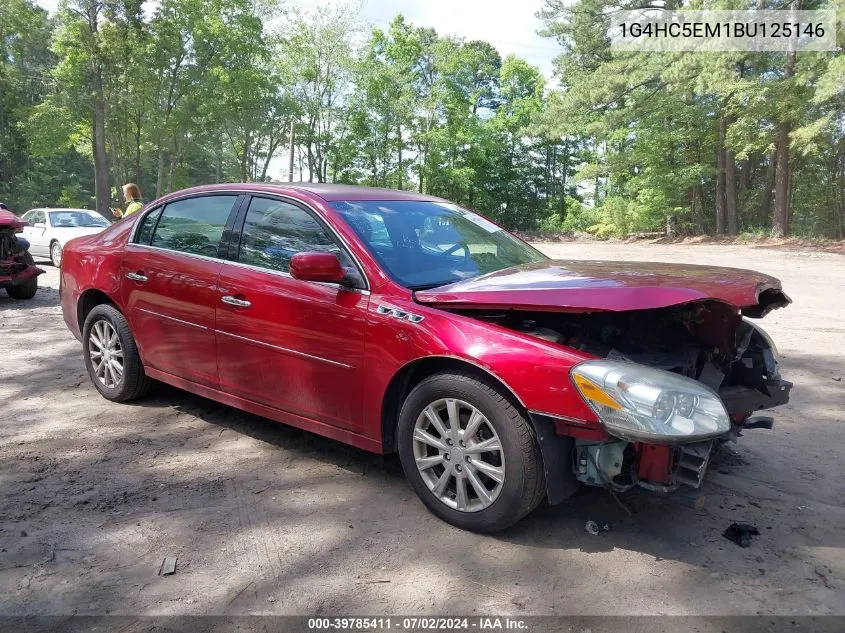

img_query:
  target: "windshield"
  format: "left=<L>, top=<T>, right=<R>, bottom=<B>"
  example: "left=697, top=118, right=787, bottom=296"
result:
left=331, top=200, right=547, bottom=289
left=49, top=211, right=109, bottom=228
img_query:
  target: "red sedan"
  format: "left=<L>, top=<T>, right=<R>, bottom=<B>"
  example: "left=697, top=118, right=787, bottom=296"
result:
left=60, top=184, right=791, bottom=532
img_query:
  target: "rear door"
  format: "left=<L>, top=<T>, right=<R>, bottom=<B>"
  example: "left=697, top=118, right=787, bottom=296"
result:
left=215, top=195, right=369, bottom=430
left=120, top=194, right=241, bottom=389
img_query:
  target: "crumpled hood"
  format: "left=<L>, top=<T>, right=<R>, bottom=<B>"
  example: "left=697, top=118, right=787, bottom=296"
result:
left=414, top=260, right=791, bottom=318
left=0, top=209, right=27, bottom=230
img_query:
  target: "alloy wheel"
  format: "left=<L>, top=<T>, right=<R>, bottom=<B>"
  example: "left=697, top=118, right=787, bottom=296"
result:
left=51, top=242, right=62, bottom=267
left=88, top=320, right=124, bottom=388
left=412, top=398, right=506, bottom=512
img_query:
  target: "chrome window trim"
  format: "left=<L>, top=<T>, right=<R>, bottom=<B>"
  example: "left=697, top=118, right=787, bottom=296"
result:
left=129, top=189, right=371, bottom=292
left=128, top=242, right=222, bottom=266
left=216, top=329, right=354, bottom=370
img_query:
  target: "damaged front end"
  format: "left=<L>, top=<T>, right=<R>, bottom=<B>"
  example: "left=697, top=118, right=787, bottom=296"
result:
left=458, top=300, right=791, bottom=497
left=0, top=214, right=44, bottom=296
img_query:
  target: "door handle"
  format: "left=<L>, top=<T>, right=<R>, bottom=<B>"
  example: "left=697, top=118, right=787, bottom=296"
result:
left=126, top=272, right=148, bottom=282
left=221, top=295, right=251, bottom=308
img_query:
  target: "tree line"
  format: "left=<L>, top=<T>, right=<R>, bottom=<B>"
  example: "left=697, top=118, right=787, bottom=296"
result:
left=0, top=0, right=842, bottom=238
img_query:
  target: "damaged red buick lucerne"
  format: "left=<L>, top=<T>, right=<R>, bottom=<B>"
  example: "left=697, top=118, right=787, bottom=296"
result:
left=59, top=184, right=791, bottom=532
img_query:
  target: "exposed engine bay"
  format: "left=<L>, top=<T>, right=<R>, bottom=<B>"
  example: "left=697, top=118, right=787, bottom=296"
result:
left=0, top=227, right=37, bottom=282
left=452, top=300, right=792, bottom=493
left=0, top=226, right=25, bottom=261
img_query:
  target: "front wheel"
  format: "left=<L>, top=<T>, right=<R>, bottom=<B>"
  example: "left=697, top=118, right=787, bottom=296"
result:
left=82, top=304, right=151, bottom=402
left=397, top=372, right=546, bottom=533
left=50, top=241, right=63, bottom=267
left=5, top=252, right=38, bottom=300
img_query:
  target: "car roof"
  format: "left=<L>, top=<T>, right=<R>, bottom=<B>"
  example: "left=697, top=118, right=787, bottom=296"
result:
left=162, top=183, right=445, bottom=203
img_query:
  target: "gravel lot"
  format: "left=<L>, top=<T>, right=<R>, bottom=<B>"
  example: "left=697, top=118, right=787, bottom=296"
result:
left=1, top=242, right=843, bottom=618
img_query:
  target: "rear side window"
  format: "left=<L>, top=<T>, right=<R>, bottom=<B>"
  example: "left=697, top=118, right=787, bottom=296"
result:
left=135, top=207, right=162, bottom=244
left=237, top=197, right=351, bottom=274
left=150, top=196, right=236, bottom=257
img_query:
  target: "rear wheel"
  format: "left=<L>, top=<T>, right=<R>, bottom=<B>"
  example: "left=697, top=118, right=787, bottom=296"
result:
left=5, top=252, right=38, bottom=300
left=50, top=241, right=62, bottom=267
left=398, top=372, right=545, bottom=533
left=82, top=304, right=151, bottom=401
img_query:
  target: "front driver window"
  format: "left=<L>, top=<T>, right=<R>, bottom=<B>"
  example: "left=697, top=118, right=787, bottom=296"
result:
left=150, top=196, right=236, bottom=257
left=135, top=206, right=162, bottom=245
left=237, top=197, right=352, bottom=274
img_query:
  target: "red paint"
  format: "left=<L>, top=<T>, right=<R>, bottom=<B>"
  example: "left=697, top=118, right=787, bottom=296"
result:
left=636, top=444, right=675, bottom=484
left=415, top=260, right=790, bottom=313
left=215, top=262, right=367, bottom=430
left=58, top=183, right=787, bottom=474
left=120, top=245, right=222, bottom=388
left=0, top=209, right=27, bottom=230
left=290, top=251, right=345, bottom=283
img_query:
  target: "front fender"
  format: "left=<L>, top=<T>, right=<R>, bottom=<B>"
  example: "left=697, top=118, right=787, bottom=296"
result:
left=363, top=297, right=601, bottom=442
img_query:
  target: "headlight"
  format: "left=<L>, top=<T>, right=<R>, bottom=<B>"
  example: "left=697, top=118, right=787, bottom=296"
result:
left=571, top=360, right=730, bottom=443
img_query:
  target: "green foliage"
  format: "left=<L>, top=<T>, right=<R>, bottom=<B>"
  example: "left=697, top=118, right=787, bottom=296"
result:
left=1, top=0, right=841, bottom=239
left=537, top=0, right=845, bottom=238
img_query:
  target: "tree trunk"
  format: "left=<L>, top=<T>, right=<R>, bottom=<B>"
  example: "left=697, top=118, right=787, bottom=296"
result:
left=241, top=133, right=251, bottom=182
left=215, top=138, right=222, bottom=183
left=134, top=108, right=142, bottom=183
left=773, top=51, right=796, bottom=237
left=725, top=140, right=738, bottom=235
left=836, top=147, right=845, bottom=239
left=288, top=121, right=295, bottom=182
left=759, top=151, right=775, bottom=228
left=715, top=116, right=727, bottom=234
left=397, top=123, right=403, bottom=190
left=92, top=81, right=111, bottom=218
left=306, top=144, right=314, bottom=182
left=156, top=149, right=165, bottom=198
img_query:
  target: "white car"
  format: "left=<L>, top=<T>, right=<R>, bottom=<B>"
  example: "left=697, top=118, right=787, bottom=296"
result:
left=21, top=208, right=111, bottom=267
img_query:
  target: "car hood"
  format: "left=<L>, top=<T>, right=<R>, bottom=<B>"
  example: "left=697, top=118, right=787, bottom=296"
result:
left=414, top=260, right=791, bottom=317
left=0, top=209, right=26, bottom=230
left=52, top=226, right=108, bottom=242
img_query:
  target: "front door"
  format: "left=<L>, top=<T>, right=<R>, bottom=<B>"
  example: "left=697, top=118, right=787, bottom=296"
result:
left=215, top=195, right=368, bottom=431
left=120, top=194, right=240, bottom=388
left=22, top=210, right=48, bottom=256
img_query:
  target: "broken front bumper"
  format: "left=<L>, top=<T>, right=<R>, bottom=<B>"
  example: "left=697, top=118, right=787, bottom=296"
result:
left=0, top=263, right=44, bottom=287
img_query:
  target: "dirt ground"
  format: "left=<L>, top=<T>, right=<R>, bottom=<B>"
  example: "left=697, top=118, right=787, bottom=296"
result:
left=1, top=242, right=843, bottom=618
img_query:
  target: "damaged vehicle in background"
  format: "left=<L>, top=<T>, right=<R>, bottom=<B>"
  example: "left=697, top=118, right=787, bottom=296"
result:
left=58, top=184, right=791, bottom=532
left=1, top=207, right=43, bottom=300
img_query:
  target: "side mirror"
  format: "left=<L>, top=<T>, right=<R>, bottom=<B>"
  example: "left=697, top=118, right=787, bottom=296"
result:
left=290, top=251, right=346, bottom=284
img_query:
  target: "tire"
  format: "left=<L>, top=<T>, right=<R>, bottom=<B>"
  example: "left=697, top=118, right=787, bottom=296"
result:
left=82, top=304, right=151, bottom=402
left=398, top=372, right=546, bottom=533
left=50, top=241, right=62, bottom=267
left=5, top=252, right=38, bottom=300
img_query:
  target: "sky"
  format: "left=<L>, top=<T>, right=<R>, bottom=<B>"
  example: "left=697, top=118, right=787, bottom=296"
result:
left=32, top=0, right=562, bottom=78
left=354, top=0, right=561, bottom=78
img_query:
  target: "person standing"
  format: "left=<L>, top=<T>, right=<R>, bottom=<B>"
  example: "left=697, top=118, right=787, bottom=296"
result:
left=113, top=183, right=143, bottom=218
